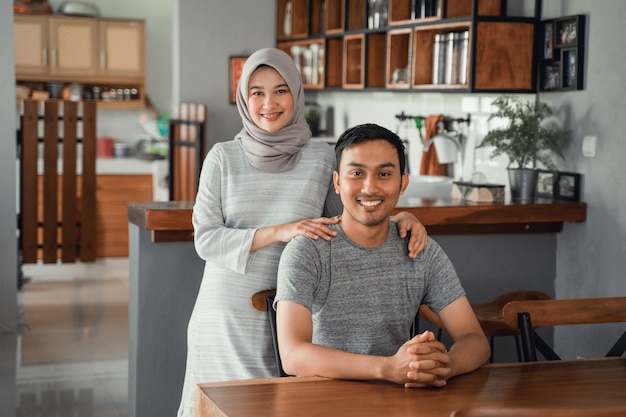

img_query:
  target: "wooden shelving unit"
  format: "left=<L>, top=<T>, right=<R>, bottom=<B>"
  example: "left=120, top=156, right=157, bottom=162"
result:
left=275, top=0, right=541, bottom=93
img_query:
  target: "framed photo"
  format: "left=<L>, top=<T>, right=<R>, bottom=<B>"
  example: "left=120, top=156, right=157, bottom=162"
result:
left=541, top=61, right=560, bottom=91
left=229, top=55, right=248, bottom=104
left=543, top=21, right=554, bottom=59
left=561, top=48, right=579, bottom=90
left=555, top=16, right=579, bottom=46
left=555, top=172, right=582, bottom=202
left=536, top=170, right=556, bottom=198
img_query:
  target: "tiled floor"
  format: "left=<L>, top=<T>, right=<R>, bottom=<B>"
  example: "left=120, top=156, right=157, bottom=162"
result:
left=13, top=259, right=129, bottom=417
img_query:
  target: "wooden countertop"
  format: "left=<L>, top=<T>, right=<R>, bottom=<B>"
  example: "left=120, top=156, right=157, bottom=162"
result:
left=128, top=198, right=586, bottom=243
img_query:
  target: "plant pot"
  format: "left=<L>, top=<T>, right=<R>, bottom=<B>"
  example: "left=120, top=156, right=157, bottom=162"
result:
left=508, top=168, right=538, bottom=202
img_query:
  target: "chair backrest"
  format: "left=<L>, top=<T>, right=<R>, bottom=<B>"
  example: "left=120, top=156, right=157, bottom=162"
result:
left=251, top=289, right=288, bottom=377
left=502, top=297, right=626, bottom=361
left=19, top=99, right=97, bottom=264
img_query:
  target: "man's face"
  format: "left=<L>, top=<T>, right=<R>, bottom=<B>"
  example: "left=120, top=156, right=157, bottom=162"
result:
left=334, top=139, right=408, bottom=228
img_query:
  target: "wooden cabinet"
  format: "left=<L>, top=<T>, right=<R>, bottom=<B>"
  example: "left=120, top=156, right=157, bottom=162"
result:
left=14, top=14, right=146, bottom=109
left=275, top=0, right=539, bottom=93
left=96, top=175, right=152, bottom=258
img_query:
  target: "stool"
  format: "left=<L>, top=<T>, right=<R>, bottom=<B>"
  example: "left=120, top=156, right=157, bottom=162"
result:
left=418, top=291, right=551, bottom=362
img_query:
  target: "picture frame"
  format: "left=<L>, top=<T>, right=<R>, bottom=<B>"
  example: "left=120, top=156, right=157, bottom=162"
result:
left=555, top=171, right=581, bottom=202
left=229, top=55, right=248, bottom=104
left=561, top=48, right=579, bottom=90
left=541, top=61, right=560, bottom=91
left=536, top=170, right=556, bottom=198
left=555, top=16, right=579, bottom=47
left=543, top=21, right=554, bottom=59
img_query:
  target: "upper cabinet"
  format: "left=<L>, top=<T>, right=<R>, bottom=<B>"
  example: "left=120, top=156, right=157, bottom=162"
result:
left=276, top=0, right=539, bottom=93
left=14, top=14, right=146, bottom=109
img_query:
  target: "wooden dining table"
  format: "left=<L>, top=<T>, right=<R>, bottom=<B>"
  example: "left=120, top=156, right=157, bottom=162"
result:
left=195, top=357, right=626, bottom=417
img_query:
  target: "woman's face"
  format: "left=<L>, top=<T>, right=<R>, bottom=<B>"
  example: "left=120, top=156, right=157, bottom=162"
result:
left=247, top=66, right=294, bottom=133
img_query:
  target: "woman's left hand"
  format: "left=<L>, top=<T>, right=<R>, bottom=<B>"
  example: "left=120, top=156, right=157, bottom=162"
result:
left=392, top=211, right=428, bottom=258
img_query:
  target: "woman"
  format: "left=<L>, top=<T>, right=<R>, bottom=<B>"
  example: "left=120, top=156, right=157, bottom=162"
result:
left=177, top=48, right=427, bottom=417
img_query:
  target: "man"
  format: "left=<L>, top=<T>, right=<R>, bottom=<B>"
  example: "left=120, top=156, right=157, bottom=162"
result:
left=275, top=123, right=490, bottom=388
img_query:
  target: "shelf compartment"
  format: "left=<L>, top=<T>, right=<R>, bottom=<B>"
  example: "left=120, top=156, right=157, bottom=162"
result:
left=473, top=21, right=534, bottom=90
left=386, top=28, right=412, bottom=89
left=446, top=0, right=501, bottom=18
left=412, top=22, right=471, bottom=89
left=277, top=0, right=309, bottom=40
left=390, top=0, right=442, bottom=25
left=365, top=33, right=387, bottom=88
left=325, top=0, right=344, bottom=34
left=343, top=34, right=364, bottom=88
left=346, top=0, right=367, bottom=31
left=310, top=0, right=325, bottom=36
left=325, top=37, right=344, bottom=88
left=277, top=39, right=326, bottom=89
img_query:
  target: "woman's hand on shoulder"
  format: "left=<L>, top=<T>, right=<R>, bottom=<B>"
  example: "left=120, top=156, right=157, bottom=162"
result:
left=251, top=217, right=340, bottom=252
left=392, top=212, right=428, bottom=258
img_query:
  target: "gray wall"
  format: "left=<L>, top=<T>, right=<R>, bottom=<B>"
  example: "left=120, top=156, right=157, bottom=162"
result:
left=177, top=0, right=276, bottom=150
left=0, top=0, right=18, bottom=415
left=542, top=0, right=626, bottom=359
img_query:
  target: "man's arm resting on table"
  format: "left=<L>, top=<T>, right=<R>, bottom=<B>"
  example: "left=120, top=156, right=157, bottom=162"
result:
left=276, top=300, right=449, bottom=387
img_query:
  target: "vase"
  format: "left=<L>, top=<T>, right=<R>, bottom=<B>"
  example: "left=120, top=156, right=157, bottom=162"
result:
left=508, top=168, right=538, bottom=202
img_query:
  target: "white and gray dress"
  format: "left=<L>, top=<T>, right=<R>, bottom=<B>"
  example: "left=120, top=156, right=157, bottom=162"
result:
left=176, top=139, right=337, bottom=417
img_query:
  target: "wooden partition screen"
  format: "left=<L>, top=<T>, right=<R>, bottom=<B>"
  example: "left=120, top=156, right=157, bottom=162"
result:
left=18, top=99, right=97, bottom=264
left=169, top=102, right=206, bottom=201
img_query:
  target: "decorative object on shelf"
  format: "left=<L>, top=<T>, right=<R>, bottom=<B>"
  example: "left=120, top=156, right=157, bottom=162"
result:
left=536, top=169, right=556, bottom=198
left=304, top=102, right=322, bottom=137
left=283, top=0, right=292, bottom=37
left=367, top=0, right=388, bottom=29
left=540, top=15, right=586, bottom=92
left=432, top=30, right=469, bottom=86
left=228, top=55, right=247, bottom=104
left=452, top=181, right=505, bottom=203
left=477, top=95, right=570, bottom=202
left=555, top=171, right=582, bottom=202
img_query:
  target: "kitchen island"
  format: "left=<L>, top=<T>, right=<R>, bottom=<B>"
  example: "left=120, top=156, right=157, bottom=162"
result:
left=126, top=198, right=586, bottom=417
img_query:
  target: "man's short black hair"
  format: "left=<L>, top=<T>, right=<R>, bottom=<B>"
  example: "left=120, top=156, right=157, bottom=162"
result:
left=335, top=123, right=406, bottom=174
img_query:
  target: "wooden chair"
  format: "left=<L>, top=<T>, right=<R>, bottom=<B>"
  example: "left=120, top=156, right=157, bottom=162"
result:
left=451, top=406, right=626, bottom=417
left=502, top=296, right=626, bottom=362
left=419, top=291, right=551, bottom=362
left=18, top=99, right=97, bottom=265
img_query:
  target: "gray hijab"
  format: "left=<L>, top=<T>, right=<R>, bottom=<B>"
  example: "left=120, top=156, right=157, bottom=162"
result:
left=236, top=48, right=311, bottom=172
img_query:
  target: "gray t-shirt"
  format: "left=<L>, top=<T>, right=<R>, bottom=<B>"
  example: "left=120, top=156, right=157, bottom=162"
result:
left=275, top=221, right=465, bottom=357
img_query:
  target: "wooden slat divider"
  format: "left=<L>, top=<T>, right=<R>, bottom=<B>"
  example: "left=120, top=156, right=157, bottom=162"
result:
left=18, top=99, right=97, bottom=264
left=42, top=100, right=59, bottom=263
left=61, top=101, right=78, bottom=262
left=20, top=100, right=39, bottom=263
left=80, top=101, right=97, bottom=262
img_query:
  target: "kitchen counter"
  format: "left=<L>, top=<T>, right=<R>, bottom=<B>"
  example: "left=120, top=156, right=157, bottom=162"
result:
left=128, top=198, right=587, bottom=241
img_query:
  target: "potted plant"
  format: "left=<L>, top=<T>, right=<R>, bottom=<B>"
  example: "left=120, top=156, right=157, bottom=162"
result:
left=305, top=103, right=321, bottom=137
left=477, top=94, right=570, bottom=201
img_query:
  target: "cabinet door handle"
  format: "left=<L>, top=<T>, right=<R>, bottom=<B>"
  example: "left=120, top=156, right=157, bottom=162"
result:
left=101, top=51, right=106, bottom=69
left=51, top=49, right=57, bottom=67
left=42, top=48, right=47, bottom=66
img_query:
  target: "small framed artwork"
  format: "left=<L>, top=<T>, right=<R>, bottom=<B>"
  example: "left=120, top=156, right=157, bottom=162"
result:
left=536, top=170, right=556, bottom=198
left=228, top=55, right=248, bottom=104
left=561, top=48, right=579, bottom=90
left=555, top=171, right=582, bottom=202
left=555, top=16, right=579, bottom=47
left=543, top=21, right=554, bottom=59
left=542, top=61, right=560, bottom=91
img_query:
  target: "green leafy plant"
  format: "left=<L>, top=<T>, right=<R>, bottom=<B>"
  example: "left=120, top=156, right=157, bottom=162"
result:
left=477, top=95, right=570, bottom=170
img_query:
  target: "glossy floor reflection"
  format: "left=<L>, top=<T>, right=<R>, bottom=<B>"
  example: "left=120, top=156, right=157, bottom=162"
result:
left=15, top=259, right=129, bottom=417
